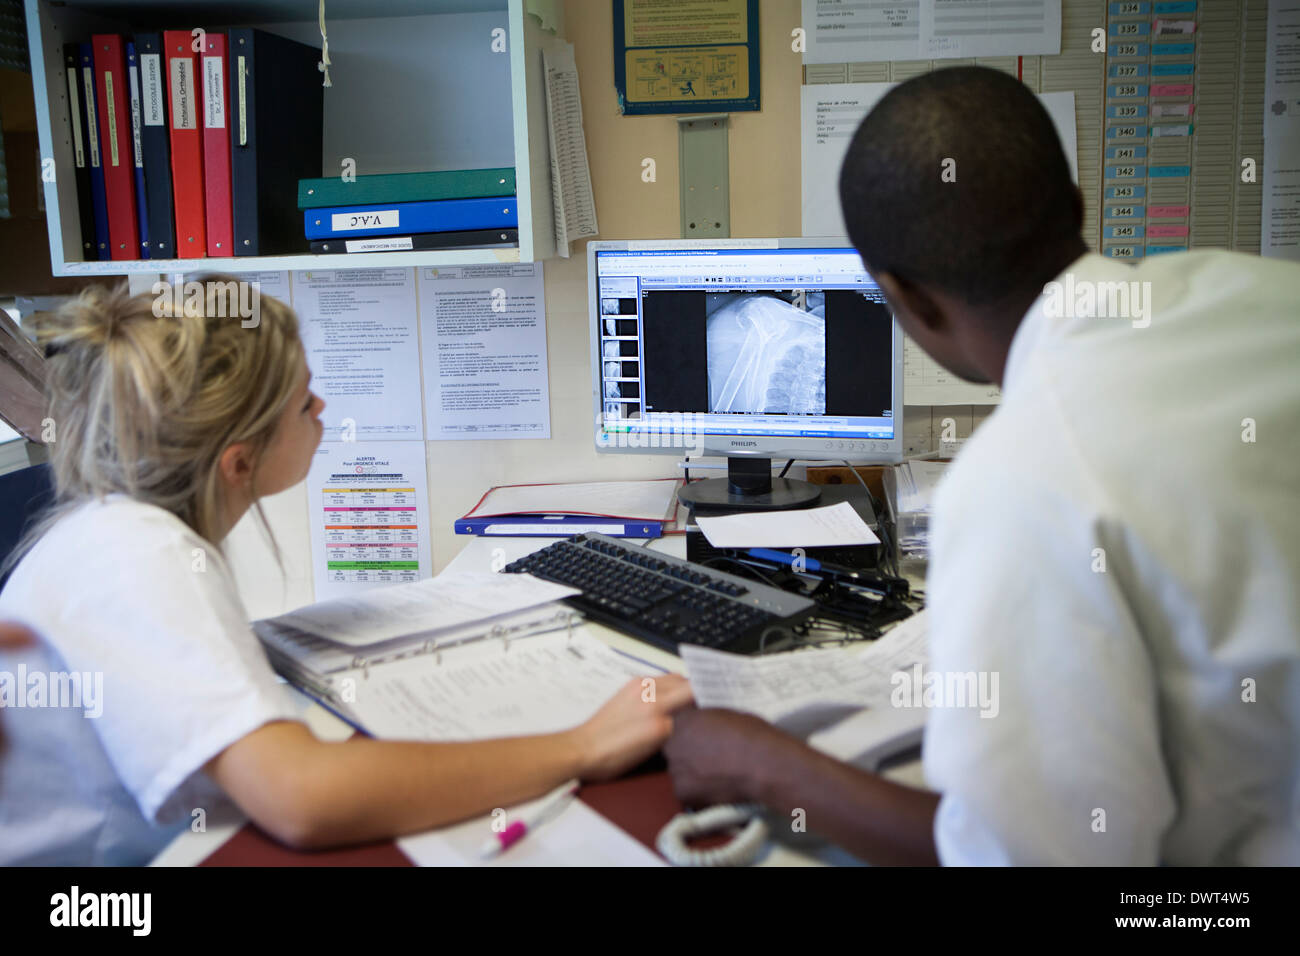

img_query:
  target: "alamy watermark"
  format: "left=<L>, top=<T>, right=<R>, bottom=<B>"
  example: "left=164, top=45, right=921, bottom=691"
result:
left=0, top=665, right=103, bottom=718
left=890, top=664, right=999, bottom=718
left=596, top=410, right=706, bottom=455
left=151, top=278, right=261, bottom=329
left=1042, top=273, right=1151, bottom=328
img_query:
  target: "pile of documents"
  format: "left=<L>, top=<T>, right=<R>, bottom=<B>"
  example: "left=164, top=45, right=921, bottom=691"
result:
left=253, top=571, right=660, bottom=741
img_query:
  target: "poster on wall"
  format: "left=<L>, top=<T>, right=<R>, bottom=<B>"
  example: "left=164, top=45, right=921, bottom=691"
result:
left=305, top=441, right=433, bottom=600
left=613, top=0, right=760, bottom=115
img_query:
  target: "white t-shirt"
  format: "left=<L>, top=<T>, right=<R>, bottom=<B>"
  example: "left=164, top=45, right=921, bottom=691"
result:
left=0, top=496, right=302, bottom=864
left=922, top=250, right=1300, bottom=865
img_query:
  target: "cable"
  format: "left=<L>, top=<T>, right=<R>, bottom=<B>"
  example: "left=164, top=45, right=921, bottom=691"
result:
left=656, top=804, right=768, bottom=866
left=779, top=458, right=794, bottom=478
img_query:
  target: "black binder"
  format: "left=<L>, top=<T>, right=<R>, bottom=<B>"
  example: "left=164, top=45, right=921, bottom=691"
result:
left=228, top=28, right=323, bottom=256
left=132, top=33, right=176, bottom=260
left=62, top=43, right=97, bottom=260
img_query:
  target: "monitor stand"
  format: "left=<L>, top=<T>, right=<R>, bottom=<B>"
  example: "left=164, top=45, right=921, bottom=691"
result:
left=676, top=456, right=822, bottom=514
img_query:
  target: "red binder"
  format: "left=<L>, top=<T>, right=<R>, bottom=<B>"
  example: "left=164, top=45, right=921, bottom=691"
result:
left=200, top=32, right=233, bottom=257
left=91, top=35, right=139, bottom=260
left=163, top=30, right=205, bottom=257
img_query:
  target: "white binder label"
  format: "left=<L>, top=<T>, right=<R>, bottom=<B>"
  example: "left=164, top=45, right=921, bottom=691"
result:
left=103, top=73, right=119, bottom=166
left=345, top=237, right=414, bottom=252
left=82, top=67, right=100, bottom=166
left=203, top=56, right=225, bottom=128
left=127, top=63, right=144, bottom=167
left=66, top=67, right=85, bottom=167
left=141, top=53, right=164, bottom=126
left=332, top=210, right=400, bottom=231
left=170, top=58, right=196, bottom=130
left=237, top=55, right=247, bottom=146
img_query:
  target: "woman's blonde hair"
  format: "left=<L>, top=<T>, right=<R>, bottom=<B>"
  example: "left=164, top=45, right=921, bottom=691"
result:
left=3, top=275, right=304, bottom=575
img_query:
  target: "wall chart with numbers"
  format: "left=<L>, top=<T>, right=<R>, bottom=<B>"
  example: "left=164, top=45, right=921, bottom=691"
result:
left=305, top=441, right=434, bottom=600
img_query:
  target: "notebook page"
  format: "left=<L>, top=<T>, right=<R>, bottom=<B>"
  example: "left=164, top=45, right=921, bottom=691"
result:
left=345, top=632, right=659, bottom=741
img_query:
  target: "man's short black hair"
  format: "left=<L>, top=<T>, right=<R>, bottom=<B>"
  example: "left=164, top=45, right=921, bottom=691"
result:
left=838, top=66, right=1080, bottom=307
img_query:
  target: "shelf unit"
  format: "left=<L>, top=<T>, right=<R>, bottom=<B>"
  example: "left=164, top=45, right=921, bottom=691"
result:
left=25, top=0, right=560, bottom=275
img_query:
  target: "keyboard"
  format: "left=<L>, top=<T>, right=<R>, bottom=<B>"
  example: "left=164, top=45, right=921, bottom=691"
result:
left=503, top=533, right=816, bottom=654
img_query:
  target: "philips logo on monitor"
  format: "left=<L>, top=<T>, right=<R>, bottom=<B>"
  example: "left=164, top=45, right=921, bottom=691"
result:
left=731, top=441, right=758, bottom=447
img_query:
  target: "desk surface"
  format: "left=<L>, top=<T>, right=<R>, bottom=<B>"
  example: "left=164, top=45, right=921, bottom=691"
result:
left=154, top=532, right=928, bottom=867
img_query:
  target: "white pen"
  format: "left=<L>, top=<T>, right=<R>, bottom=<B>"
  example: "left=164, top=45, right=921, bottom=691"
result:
left=479, top=779, right=581, bottom=859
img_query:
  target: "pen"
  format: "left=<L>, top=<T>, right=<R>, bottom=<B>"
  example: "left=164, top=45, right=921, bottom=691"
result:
left=479, top=778, right=580, bottom=858
left=741, top=548, right=908, bottom=598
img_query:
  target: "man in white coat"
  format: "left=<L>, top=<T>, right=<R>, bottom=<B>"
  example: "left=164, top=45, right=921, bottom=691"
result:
left=664, top=66, right=1300, bottom=866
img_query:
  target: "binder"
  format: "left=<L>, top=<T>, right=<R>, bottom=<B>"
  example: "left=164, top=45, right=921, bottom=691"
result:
left=78, top=44, right=110, bottom=260
left=304, top=196, right=517, bottom=240
left=228, top=28, right=323, bottom=256
left=163, top=30, right=206, bottom=257
left=455, top=479, right=680, bottom=539
left=309, top=228, right=517, bottom=254
left=255, top=605, right=658, bottom=744
left=200, top=32, right=233, bottom=256
left=125, top=42, right=150, bottom=258
left=91, top=34, right=139, bottom=260
left=133, top=33, right=175, bottom=259
left=297, top=167, right=516, bottom=209
left=62, top=44, right=97, bottom=260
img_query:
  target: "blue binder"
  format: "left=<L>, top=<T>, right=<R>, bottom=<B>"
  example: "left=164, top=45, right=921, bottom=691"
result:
left=454, top=514, right=665, bottom=538
left=132, top=34, right=176, bottom=259
left=78, top=43, right=110, bottom=260
left=304, top=196, right=517, bottom=240
left=126, top=42, right=150, bottom=258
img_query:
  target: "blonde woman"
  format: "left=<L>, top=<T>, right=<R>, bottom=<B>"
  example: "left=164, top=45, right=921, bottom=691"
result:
left=0, top=278, right=690, bottom=865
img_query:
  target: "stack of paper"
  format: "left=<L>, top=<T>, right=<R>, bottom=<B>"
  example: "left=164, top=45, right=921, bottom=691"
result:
left=679, top=610, right=930, bottom=770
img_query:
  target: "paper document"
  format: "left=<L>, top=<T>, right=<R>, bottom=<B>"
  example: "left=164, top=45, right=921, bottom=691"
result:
left=681, top=610, right=931, bottom=768
left=544, top=42, right=599, bottom=257
left=398, top=790, right=664, bottom=867
left=293, top=268, right=424, bottom=440
left=801, top=0, right=1061, bottom=64
left=347, top=631, right=654, bottom=740
left=695, top=501, right=879, bottom=549
left=276, top=571, right=579, bottom=648
left=418, top=263, right=551, bottom=440
left=467, top=479, right=678, bottom=519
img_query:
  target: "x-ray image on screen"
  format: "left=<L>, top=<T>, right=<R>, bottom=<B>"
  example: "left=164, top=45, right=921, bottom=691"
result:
left=705, top=292, right=827, bottom=415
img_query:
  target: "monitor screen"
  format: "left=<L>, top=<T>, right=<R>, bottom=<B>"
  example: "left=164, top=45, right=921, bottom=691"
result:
left=591, top=242, right=901, bottom=460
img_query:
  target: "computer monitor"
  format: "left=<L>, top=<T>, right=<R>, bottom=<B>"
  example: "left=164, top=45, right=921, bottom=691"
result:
left=589, top=239, right=904, bottom=512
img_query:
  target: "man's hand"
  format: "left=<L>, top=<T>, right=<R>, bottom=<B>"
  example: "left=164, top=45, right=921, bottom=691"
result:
left=663, top=706, right=798, bottom=807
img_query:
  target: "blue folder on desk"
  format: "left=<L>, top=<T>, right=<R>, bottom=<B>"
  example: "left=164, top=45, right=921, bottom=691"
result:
left=455, top=480, right=680, bottom=539
left=304, top=196, right=518, bottom=239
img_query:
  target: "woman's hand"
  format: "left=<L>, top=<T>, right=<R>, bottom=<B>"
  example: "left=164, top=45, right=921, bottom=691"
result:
left=572, top=673, right=694, bottom=781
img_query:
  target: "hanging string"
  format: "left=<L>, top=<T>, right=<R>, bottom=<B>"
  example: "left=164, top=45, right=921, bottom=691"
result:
left=317, top=0, right=332, bottom=87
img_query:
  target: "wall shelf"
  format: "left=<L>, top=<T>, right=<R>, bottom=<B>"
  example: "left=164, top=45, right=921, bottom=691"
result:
left=25, top=0, right=560, bottom=275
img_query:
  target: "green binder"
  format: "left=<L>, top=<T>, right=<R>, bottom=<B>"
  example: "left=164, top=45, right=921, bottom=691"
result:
left=297, top=167, right=516, bottom=209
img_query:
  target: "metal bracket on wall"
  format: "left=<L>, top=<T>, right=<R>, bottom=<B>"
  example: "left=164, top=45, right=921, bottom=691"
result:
left=677, top=113, right=729, bottom=239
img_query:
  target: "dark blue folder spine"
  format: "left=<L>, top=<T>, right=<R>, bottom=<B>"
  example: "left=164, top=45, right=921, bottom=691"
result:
left=133, top=33, right=175, bottom=260
left=78, top=43, right=110, bottom=261
left=63, top=44, right=97, bottom=261
left=125, top=42, right=150, bottom=259
left=229, top=28, right=323, bottom=256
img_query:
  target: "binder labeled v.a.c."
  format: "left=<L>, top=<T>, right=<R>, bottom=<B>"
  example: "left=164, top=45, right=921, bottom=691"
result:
left=304, top=196, right=517, bottom=240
